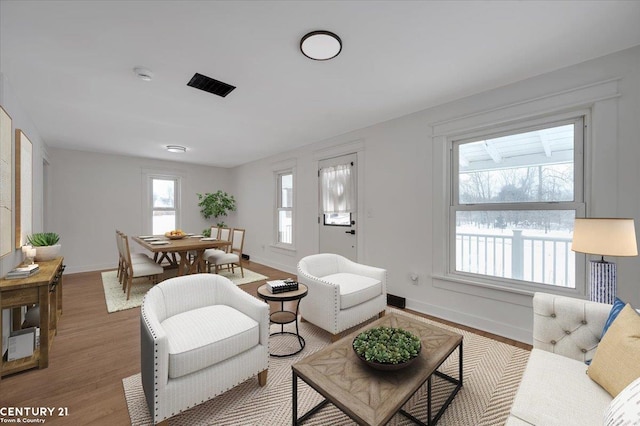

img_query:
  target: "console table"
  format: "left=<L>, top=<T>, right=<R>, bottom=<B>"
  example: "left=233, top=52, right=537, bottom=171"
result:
left=0, top=257, right=64, bottom=380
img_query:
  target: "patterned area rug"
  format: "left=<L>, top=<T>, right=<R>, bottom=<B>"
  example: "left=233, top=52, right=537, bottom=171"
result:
left=122, top=308, right=530, bottom=425
left=101, top=268, right=268, bottom=313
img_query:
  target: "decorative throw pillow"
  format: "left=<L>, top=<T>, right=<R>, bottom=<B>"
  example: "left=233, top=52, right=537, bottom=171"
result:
left=588, top=304, right=640, bottom=397
left=585, top=297, right=628, bottom=365
left=604, top=376, right=640, bottom=426
left=601, top=297, right=627, bottom=339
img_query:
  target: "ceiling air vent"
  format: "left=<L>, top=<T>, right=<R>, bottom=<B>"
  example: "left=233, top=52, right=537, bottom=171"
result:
left=187, top=73, right=236, bottom=98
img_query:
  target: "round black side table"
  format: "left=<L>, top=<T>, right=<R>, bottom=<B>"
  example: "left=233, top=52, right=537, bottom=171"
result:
left=257, top=283, right=308, bottom=357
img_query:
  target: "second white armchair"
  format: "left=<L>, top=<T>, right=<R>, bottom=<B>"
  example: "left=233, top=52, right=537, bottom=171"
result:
left=297, top=253, right=387, bottom=341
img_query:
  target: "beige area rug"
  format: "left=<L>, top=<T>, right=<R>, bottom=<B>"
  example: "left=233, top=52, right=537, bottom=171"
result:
left=101, top=268, right=268, bottom=313
left=122, top=308, right=530, bottom=425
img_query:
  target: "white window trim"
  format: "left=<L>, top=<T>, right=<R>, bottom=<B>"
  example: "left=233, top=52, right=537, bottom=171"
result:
left=141, top=169, right=184, bottom=234
left=271, top=159, right=297, bottom=251
left=431, top=79, right=620, bottom=301
left=449, top=113, right=587, bottom=294
left=275, top=170, right=294, bottom=247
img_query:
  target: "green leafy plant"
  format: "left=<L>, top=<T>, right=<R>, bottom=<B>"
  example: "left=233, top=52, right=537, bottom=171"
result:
left=27, top=232, right=60, bottom=246
left=352, top=326, right=421, bottom=364
left=202, top=228, right=211, bottom=238
left=197, top=191, right=236, bottom=227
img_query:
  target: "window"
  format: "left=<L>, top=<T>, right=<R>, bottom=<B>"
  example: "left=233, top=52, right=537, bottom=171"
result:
left=277, top=171, right=293, bottom=245
left=324, top=213, right=351, bottom=226
left=451, top=116, right=585, bottom=289
left=320, top=163, right=355, bottom=226
left=150, top=176, right=179, bottom=235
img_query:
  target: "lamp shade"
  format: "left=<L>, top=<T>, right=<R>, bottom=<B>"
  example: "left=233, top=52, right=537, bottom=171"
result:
left=571, top=218, right=638, bottom=257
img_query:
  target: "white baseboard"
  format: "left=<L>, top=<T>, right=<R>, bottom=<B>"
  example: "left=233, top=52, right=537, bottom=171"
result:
left=405, top=297, right=533, bottom=345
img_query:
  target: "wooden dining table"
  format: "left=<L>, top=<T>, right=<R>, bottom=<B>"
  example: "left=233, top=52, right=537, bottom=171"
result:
left=132, top=235, right=231, bottom=276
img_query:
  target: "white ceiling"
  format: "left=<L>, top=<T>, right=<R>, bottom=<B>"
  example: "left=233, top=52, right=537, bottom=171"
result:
left=1, top=1, right=639, bottom=168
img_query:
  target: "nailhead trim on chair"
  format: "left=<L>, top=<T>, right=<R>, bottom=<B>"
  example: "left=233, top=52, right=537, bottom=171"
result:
left=141, top=296, right=164, bottom=422
left=141, top=285, right=270, bottom=424
left=296, top=267, right=340, bottom=332
left=296, top=264, right=388, bottom=335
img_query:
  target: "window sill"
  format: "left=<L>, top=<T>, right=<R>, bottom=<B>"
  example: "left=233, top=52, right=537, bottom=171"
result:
left=432, top=272, right=583, bottom=307
left=269, top=244, right=297, bottom=256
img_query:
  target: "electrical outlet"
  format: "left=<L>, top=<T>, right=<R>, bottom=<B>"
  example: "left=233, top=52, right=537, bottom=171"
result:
left=409, top=273, right=419, bottom=285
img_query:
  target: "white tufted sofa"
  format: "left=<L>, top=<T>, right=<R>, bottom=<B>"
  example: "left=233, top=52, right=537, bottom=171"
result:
left=297, top=253, right=387, bottom=341
left=507, top=292, right=613, bottom=425
left=140, top=273, right=269, bottom=425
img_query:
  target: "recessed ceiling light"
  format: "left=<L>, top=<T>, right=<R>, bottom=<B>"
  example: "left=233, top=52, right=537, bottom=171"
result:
left=133, top=67, right=154, bottom=81
left=166, top=145, right=186, bottom=153
left=300, top=31, right=342, bottom=61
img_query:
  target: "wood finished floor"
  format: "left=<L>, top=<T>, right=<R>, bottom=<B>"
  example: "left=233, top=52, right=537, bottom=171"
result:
left=0, top=261, right=531, bottom=425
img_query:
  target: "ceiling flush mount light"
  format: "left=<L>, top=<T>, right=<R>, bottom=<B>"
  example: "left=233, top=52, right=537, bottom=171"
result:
left=166, top=145, right=187, bottom=153
left=300, top=31, right=342, bottom=61
left=133, top=67, right=154, bottom=81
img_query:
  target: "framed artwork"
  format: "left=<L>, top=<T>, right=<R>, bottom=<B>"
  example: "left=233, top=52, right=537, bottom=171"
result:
left=15, top=129, right=33, bottom=249
left=0, top=106, right=12, bottom=257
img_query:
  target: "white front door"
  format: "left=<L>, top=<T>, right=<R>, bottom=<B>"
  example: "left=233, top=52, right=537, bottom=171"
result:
left=318, top=153, right=357, bottom=261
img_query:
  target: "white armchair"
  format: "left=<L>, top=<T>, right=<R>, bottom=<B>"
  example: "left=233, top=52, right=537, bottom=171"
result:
left=140, top=273, right=269, bottom=425
left=297, top=253, right=387, bottom=341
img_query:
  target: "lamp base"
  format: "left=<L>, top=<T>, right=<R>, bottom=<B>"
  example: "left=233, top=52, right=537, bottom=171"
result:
left=589, top=260, right=616, bottom=304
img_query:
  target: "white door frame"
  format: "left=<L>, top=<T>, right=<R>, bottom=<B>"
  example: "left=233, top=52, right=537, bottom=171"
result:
left=314, top=139, right=365, bottom=262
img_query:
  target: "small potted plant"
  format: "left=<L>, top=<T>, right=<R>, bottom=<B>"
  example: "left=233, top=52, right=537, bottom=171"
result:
left=352, top=326, right=421, bottom=370
left=197, top=190, right=237, bottom=227
left=27, top=232, right=61, bottom=261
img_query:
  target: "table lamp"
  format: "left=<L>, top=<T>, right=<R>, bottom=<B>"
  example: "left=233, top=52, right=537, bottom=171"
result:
left=571, top=218, right=638, bottom=303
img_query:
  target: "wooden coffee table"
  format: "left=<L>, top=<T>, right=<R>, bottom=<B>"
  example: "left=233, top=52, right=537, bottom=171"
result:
left=292, top=313, right=463, bottom=425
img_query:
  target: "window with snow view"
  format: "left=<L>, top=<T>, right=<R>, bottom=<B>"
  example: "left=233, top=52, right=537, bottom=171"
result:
left=451, top=116, right=585, bottom=288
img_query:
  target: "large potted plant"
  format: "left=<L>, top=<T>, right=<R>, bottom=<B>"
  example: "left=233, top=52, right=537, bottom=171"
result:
left=197, top=191, right=237, bottom=231
left=27, top=232, right=61, bottom=261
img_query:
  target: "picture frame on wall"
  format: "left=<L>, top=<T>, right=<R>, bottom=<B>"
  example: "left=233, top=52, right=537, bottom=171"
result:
left=0, top=106, right=12, bottom=258
left=15, top=129, right=33, bottom=249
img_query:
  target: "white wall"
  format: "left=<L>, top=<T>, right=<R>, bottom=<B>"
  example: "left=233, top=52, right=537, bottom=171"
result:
left=0, top=73, right=47, bottom=276
left=48, top=149, right=233, bottom=273
left=7, top=46, right=639, bottom=344
left=232, top=45, right=640, bottom=343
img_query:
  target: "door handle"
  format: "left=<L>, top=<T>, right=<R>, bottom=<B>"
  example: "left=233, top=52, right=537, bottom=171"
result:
left=345, top=230, right=355, bottom=235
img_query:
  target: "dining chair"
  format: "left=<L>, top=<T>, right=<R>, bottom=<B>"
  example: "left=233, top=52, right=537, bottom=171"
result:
left=211, top=226, right=222, bottom=240
left=218, top=227, right=232, bottom=252
left=188, top=226, right=223, bottom=262
left=207, top=228, right=245, bottom=277
left=116, top=230, right=152, bottom=289
left=120, top=232, right=164, bottom=300
left=202, top=226, right=233, bottom=263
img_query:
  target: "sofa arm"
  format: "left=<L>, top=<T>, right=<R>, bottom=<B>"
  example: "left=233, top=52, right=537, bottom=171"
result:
left=140, top=304, right=170, bottom=423
left=218, top=283, right=270, bottom=346
left=343, top=260, right=387, bottom=292
left=533, top=292, right=612, bottom=362
left=297, top=267, right=340, bottom=333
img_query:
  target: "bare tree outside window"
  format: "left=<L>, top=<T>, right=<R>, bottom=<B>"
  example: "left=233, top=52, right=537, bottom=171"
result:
left=453, top=120, right=583, bottom=288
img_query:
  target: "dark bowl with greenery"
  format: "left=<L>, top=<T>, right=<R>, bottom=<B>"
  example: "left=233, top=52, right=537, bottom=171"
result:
left=352, top=326, right=421, bottom=371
